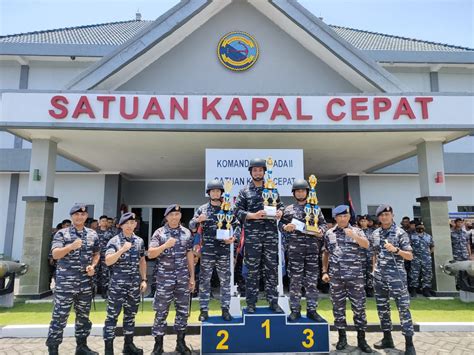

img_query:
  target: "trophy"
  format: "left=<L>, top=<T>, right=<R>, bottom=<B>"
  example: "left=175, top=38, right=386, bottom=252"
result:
left=304, top=174, right=321, bottom=235
left=263, top=157, right=278, bottom=218
left=216, top=179, right=234, bottom=240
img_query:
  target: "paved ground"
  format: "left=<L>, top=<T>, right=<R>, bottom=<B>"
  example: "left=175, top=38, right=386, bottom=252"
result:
left=0, top=331, right=473, bottom=354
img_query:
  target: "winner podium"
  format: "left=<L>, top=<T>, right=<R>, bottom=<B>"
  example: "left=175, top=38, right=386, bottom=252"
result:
left=201, top=203, right=329, bottom=354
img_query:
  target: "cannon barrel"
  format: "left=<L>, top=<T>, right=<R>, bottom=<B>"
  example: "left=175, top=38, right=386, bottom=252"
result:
left=440, top=260, right=474, bottom=277
left=0, top=260, right=29, bottom=278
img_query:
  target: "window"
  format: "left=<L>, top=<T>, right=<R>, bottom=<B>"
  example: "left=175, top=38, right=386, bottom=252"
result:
left=367, top=205, right=379, bottom=216
left=413, top=206, right=421, bottom=219
left=458, top=206, right=474, bottom=213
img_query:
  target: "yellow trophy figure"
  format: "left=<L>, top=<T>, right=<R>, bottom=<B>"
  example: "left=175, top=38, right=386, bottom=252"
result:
left=262, top=189, right=270, bottom=206
left=225, top=212, right=233, bottom=230
left=222, top=179, right=233, bottom=212
left=217, top=211, right=225, bottom=230
left=262, top=157, right=277, bottom=218
left=305, top=174, right=320, bottom=234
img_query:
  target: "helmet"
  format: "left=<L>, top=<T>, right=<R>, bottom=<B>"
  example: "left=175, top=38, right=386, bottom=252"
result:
left=206, top=179, right=224, bottom=194
left=248, top=158, right=267, bottom=172
left=291, top=179, right=310, bottom=193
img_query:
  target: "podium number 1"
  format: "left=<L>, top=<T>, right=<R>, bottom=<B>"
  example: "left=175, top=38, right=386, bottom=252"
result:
left=261, top=319, right=270, bottom=339
left=302, top=329, right=315, bottom=348
left=216, top=330, right=229, bottom=350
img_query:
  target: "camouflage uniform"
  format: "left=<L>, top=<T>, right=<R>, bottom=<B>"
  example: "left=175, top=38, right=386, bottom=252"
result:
left=280, top=204, right=327, bottom=313
left=46, top=226, right=99, bottom=346
left=234, top=181, right=284, bottom=307
left=150, top=224, right=193, bottom=336
left=96, top=227, right=113, bottom=296
left=409, top=232, right=434, bottom=289
left=451, top=228, right=469, bottom=261
left=189, top=203, right=240, bottom=312
left=323, top=225, right=368, bottom=331
left=372, top=223, right=414, bottom=336
left=103, top=231, right=145, bottom=341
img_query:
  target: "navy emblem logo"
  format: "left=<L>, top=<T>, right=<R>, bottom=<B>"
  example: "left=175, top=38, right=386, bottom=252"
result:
left=217, top=31, right=259, bottom=71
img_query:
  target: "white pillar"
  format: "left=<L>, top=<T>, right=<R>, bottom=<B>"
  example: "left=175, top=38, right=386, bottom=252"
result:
left=19, top=138, right=58, bottom=297
left=416, top=139, right=455, bottom=293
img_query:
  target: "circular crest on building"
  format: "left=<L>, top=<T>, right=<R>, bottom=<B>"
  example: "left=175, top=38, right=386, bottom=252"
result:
left=217, top=31, right=259, bottom=71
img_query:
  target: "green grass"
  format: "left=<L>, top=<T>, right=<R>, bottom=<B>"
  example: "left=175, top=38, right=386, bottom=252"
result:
left=0, top=298, right=472, bottom=325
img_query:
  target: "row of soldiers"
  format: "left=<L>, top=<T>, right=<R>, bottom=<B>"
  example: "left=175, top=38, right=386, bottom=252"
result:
left=46, top=158, right=470, bottom=355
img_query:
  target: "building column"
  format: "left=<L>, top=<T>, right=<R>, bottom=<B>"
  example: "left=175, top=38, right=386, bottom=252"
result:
left=343, top=176, right=362, bottom=215
left=415, top=139, right=454, bottom=294
left=103, top=174, right=122, bottom=218
left=18, top=139, right=58, bottom=298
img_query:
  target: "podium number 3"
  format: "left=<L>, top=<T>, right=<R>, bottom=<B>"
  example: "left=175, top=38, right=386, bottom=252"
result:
left=261, top=319, right=270, bottom=339
left=302, top=329, right=315, bottom=348
left=216, top=330, right=229, bottom=350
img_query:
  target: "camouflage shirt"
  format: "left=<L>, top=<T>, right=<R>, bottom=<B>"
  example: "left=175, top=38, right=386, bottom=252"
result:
left=105, top=232, right=145, bottom=281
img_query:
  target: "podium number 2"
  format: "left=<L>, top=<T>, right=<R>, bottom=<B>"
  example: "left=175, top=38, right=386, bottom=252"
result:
left=261, top=319, right=270, bottom=339
left=216, top=330, right=229, bottom=350
left=302, top=329, right=315, bottom=348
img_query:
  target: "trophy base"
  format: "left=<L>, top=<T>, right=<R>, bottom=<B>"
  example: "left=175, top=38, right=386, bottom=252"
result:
left=216, top=229, right=232, bottom=240
left=305, top=226, right=321, bottom=236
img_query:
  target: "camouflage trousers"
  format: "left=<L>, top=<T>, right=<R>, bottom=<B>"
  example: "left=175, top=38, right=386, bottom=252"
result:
left=409, top=256, right=433, bottom=289
left=98, top=261, right=110, bottom=294
left=152, top=275, right=190, bottom=336
left=103, top=278, right=140, bottom=340
left=288, top=250, right=319, bottom=312
left=45, top=287, right=93, bottom=346
left=374, top=273, right=414, bottom=336
left=329, top=278, right=367, bottom=331
left=199, top=251, right=231, bottom=311
left=244, top=228, right=279, bottom=306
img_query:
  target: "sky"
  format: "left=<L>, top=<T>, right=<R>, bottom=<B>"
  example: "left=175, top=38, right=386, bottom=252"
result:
left=0, top=0, right=473, bottom=48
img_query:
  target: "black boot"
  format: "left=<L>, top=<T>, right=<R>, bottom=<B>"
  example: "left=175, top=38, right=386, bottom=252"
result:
left=175, top=331, right=192, bottom=355
left=47, top=344, right=59, bottom=355
left=357, top=330, right=373, bottom=353
left=75, top=337, right=98, bottom=355
left=287, top=311, right=301, bottom=322
left=374, top=331, right=395, bottom=349
left=151, top=335, right=163, bottom=355
left=306, top=310, right=325, bottom=323
left=366, top=287, right=374, bottom=297
left=246, top=304, right=256, bottom=313
left=222, top=308, right=232, bottom=321
left=199, top=309, right=209, bottom=321
left=409, top=287, right=417, bottom=297
left=405, top=335, right=416, bottom=355
left=336, top=329, right=347, bottom=350
left=104, top=340, right=114, bottom=355
left=269, top=301, right=284, bottom=313
left=422, top=287, right=431, bottom=297
left=123, top=335, right=143, bottom=354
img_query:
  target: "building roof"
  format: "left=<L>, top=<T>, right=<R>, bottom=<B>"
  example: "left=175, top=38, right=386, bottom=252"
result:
left=1, top=19, right=472, bottom=52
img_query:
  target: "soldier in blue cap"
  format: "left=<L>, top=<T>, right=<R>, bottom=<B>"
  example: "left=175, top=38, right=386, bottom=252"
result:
left=103, top=212, right=147, bottom=354
left=371, top=204, right=416, bottom=355
left=148, top=204, right=195, bottom=355
left=234, top=158, right=285, bottom=314
left=409, top=222, right=435, bottom=297
left=46, top=204, right=100, bottom=355
left=189, top=179, right=241, bottom=322
left=279, top=179, right=327, bottom=322
left=322, top=205, right=372, bottom=353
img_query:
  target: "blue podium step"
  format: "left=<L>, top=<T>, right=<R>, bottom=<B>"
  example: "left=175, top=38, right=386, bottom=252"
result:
left=201, top=307, right=329, bottom=354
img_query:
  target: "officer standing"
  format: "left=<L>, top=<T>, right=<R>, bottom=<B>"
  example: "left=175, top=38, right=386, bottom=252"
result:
left=409, top=222, right=434, bottom=297
left=358, top=215, right=375, bottom=297
left=451, top=218, right=470, bottom=261
left=97, top=215, right=113, bottom=298
left=189, top=179, right=240, bottom=322
left=279, top=179, right=327, bottom=322
left=234, top=158, right=285, bottom=313
left=103, top=212, right=147, bottom=355
left=321, top=205, right=372, bottom=353
left=371, top=204, right=416, bottom=355
left=148, top=204, right=195, bottom=355
left=46, top=204, right=100, bottom=355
